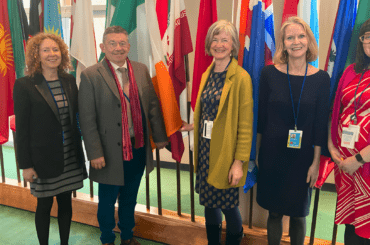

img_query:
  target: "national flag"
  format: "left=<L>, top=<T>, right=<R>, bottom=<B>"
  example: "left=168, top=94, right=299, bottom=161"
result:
left=190, top=0, right=217, bottom=110
left=237, top=0, right=275, bottom=161
left=281, top=0, right=319, bottom=68
left=315, top=156, right=335, bottom=189
left=16, top=0, right=30, bottom=49
left=29, top=0, right=44, bottom=36
left=243, top=160, right=258, bottom=193
left=8, top=0, right=26, bottom=79
left=324, top=0, right=357, bottom=102
left=44, top=0, right=63, bottom=38
left=156, top=0, right=193, bottom=162
left=105, top=0, right=121, bottom=29
left=70, top=0, right=97, bottom=87
left=345, top=0, right=370, bottom=68
left=0, top=0, right=16, bottom=144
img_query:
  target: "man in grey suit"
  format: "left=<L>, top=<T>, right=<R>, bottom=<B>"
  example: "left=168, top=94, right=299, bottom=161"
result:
left=78, top=26, right=168, bottom=245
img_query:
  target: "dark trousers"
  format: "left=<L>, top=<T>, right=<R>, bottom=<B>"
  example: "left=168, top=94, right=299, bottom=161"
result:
left=97, top=147, right=146, bottom=244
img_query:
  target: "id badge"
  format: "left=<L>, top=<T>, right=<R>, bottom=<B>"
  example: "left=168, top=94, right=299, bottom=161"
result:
left=202, top=120, right=213, bottom=139
left=348, top=124, right=360, bottom=142
left=341, top=127, right=355, bottom=149
left=287, top=130, right=303, bottom=149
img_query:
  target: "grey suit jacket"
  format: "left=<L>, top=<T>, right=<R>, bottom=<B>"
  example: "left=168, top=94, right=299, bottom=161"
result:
left=78, top=59, right=167, bottom=185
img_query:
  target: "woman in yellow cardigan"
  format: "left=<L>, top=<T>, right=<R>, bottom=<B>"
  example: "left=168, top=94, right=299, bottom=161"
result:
left=180, top=20, right=253, bottom=245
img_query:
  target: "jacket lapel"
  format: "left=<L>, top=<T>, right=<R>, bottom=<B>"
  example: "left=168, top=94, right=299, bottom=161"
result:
left=99, top=60, right=120, bottom=100
left=59, top=74, right=74, bottom=125
left=216, top=58, right=237, bottom=120
left=34, top=74, right=60, bottom=123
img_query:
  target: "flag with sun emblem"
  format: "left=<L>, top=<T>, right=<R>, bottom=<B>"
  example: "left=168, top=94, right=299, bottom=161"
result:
left=44, top=0, right=63, bottom=38
left=0, top=0, right=16, bottom=145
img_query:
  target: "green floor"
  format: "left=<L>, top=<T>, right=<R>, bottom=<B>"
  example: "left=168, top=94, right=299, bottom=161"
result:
left=1, top=146, right=345, bottom=244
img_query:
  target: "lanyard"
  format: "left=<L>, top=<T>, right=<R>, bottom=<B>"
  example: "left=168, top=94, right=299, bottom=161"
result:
left=211, top=58, right=232, bottom=77
left=45, top=80, right=66, bottom=143
left=287, top=64, right=308, bottom=131
left=351, top=70, right=370, bottom=124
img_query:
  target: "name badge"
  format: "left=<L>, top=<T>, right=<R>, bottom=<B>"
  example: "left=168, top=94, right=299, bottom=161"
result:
left=348, top=124, right=360, bottom=142
left=202, top=120, right=213, bottom=139
left=341, top=127, right=355, bottom=149
left=287, top=130, right=303, bottom=149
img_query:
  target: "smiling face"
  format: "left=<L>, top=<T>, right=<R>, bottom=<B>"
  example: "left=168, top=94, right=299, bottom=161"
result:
left=210, top=30, right=233, bottom=62
left=100, top=33, right=130, bottom=66
left=283, top=23, right=309, bottom=61
left=39, top=38, right=62, bottom=72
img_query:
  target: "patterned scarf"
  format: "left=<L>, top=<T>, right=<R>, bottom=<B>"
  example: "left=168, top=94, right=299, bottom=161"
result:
left=105, top=58, right=144, bottom=161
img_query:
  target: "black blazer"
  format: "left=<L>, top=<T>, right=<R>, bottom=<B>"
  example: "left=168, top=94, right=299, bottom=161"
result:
left=13, top=73, right=85, bottom=179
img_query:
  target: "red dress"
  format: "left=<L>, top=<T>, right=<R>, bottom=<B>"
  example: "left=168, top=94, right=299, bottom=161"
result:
left=335, top=71, right=370, bottom=239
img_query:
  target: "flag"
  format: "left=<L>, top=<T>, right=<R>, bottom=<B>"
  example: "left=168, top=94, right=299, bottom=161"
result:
left=324, top=0, right=357, bottom=101
left=156, top=0, right=193, bottom=162
left=190, top=0, right=217, bottom=110
left=16, top=0, right=29, bottom=48
left=0, top=0, right=16, bottom=145
left=243, top=161, right=258, bottom=193
left=105, top=0, right=121, bottom=29
left=237, top=0, right=275, bottom=161
left=44, top=0, right=63, bottom=38
left=8, top=0, right=26, bottom=79
left=281, top=0, right=319, bottom=68
left=315, top=155, right=335, bottom=189
left=70, top=0, right=97, bottom=87
left=29, top=0, right=43, bottom=36
left=345, top=0, right=370, bottom=68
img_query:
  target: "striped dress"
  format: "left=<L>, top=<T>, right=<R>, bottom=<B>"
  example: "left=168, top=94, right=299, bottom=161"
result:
left=335, top=71, right=370, bottom=239
left=30, top=80, right=85, bottom=198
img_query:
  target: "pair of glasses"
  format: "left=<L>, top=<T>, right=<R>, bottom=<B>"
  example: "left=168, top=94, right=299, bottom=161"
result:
left=359, top=35, right=370, bottom=44
left=108, top=41, right=128, bottom=48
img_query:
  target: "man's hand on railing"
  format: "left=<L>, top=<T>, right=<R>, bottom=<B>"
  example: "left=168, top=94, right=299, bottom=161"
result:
left=22, top=168, right=38, bottom=183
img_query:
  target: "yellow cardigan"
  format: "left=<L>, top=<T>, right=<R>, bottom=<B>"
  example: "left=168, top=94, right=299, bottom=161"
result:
left=193, top=58, right=253, bottom=189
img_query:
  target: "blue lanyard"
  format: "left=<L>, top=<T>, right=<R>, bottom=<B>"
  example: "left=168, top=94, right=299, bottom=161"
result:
left=45, top=80, right=66, bottom=144
left=287, top=64, right=308, bottom=131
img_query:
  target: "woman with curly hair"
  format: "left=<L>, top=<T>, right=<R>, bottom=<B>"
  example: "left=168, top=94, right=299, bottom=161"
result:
left=13, top=33, right=87, bottom=245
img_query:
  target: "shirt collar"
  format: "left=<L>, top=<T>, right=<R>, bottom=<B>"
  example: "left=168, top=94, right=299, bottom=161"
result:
left=111, top=61, right=128, bottom=71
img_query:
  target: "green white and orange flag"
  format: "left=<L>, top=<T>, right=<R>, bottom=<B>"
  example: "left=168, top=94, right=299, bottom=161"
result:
left=0, top=0, right=16, bottom=144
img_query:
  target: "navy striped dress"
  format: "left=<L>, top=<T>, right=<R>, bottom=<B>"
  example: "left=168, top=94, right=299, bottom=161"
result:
left=30, top=80, right=85, bottom=198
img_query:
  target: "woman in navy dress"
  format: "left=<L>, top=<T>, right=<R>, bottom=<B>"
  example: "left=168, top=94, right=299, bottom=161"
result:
left=256, top=17, right=330, bottom=245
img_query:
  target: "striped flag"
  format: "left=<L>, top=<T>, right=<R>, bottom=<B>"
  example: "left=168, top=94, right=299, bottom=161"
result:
left=237, top=0, right=275, bottom=161
left=29, top=0, right=43, bottom=36
left=190, top=0, right=217, bottom=110
left=345, top=0, right=370, bottom=68
left=44, top=0, right=63, bottom=38
left=281, top=0, right=319, bottom=68
left=0, top=0, right=16, bottom=144
left=324, top=0, right=358, bottom=100
left=70, top=0, right=97, bottom=87
left=156, top=0, right=193, bottom=162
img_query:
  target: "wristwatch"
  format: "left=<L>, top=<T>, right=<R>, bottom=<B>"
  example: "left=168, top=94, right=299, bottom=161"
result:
left=355, top=153, right=366, bottom=164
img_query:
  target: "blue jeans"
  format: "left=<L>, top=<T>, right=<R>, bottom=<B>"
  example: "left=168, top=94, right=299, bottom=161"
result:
left=97, top=147, right=146, bottom=244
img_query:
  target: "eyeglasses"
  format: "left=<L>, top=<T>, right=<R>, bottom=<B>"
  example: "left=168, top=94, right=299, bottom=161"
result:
left=107, top=41, right=129, bottom=48
left=359, top=35, right=370, bottom=44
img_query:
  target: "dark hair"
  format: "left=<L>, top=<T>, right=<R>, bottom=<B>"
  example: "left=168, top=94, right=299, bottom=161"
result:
left=102, top=26, right=128, bottom=43
left=354, top=18, right=370, bottom=73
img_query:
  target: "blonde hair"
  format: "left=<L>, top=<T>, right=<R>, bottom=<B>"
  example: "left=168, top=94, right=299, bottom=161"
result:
left=205, top=20, right=240, bottom=57
left=273, top=16, right=318, bottom=64
left=25, top=33, right=72, bottom=77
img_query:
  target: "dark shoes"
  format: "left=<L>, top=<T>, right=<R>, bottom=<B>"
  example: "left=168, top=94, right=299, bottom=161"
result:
left=206, top=223, right=222, bottom=245
left=121, top=237, right=141, bottom=245
left=225, top=227, right=244, bottom=245
left=102, top=243, right=115, bottom=245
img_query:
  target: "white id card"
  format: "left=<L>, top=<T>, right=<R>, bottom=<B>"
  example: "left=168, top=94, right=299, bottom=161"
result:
left=287, top=130, right=303, bottom=149
left=202, top=120, right=213, bottom=139
left=348, top=124, right=360, bottom=142
left=341, top=127, right=355, bottom=149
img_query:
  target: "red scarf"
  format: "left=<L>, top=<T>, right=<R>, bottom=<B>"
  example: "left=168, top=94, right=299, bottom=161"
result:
left=105, top=58, right=144, bottom=161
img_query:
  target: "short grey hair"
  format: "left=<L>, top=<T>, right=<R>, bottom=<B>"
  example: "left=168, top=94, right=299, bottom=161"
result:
left=102, top=26, right=129, bottom=43
left=205, top=20, right=240, bottom=57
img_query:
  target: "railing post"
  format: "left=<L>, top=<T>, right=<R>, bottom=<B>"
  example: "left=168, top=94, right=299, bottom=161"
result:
left=12, top=132, right=21, bottom=183
left=310, top=188, right=320, bottom=245
left=156, top=149, right=162, bottom=215
left=176, top=161, right=181, bottom=216
left=89, top=179, right=94, bottom=198
left=0, top=146, right=5, bottom=183
left=249, top=185, right=254, bottom=229
left=146, top=174, right=150, bottom=210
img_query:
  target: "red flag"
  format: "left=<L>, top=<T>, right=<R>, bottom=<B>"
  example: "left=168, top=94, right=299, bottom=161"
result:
left=0, top=0, right=16, bottom=144
left=315, top=156, right=335, bottom=189
left=191, top=0, right=217, bottom=110
left=281, top=0, right=299, bottom=23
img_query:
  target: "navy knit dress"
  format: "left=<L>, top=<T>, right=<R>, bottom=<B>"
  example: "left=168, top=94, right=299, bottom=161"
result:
left=195, top=70, right=239, bottom=209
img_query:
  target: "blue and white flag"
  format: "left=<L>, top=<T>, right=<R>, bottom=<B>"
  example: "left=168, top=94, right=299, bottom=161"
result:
left=44, top=0, right=63, bottom=38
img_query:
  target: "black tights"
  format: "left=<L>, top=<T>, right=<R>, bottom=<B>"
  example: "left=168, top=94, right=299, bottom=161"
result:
left=35, top=191, right=72, bottom=245
left=344, top=224, right=370, bottom=245
left=205, top=206, right=243, bottom=234
left=267, top=212, right=306, bottom=245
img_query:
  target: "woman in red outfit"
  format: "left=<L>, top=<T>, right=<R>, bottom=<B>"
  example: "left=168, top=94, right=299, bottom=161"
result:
left=328, top=19, right=370, bottom=244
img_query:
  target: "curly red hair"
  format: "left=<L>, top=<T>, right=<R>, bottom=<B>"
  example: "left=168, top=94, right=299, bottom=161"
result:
left=25, top=33, right=72, bottom=77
